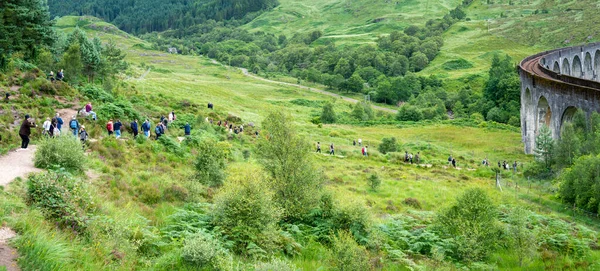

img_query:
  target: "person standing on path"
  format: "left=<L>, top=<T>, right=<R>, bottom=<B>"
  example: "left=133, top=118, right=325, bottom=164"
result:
left=452, top=158, right=457, bottom=168
left=513, top=161, right=518, bottom=173
left=106, top=119, right=114, bottom=136
left=114, top=119, right=123, bottom=138
left=353, top=140, right=356, bottom=146
left=79, top=125, right=88, bottom=146
left=54, top=113, right=63, bottom=134
left=155, top=123, right=163, bottom=139
left=358, top=138, right=362, bottom=146
left=142, top=119, right=151, bottom=138
left=131, top=120, right=139, bottom=138
left=19, top=114, right=36, bottom=149
left=316, top=142, right=321, bottom=153
left=42, top=117, right=51, bottom=137
left=448, top=155, right=453, bottom=166
left=69, top=116, right=79, bottom=136
left=184, top=123, right=191, bottom=136
left=330, top=143, right=335, bottom=155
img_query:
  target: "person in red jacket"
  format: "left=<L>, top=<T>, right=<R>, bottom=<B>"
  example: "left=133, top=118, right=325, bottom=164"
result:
left=106, top=119, right=114, bottom=136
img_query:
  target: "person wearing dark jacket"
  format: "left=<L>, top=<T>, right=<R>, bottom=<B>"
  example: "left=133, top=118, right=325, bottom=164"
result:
left=131, top=120, right=139, bottom=138
left=55, top=113, right=64, bottom=132
left=142, top=119, right=151, bottom=138
left=19, top=114, right=36, bottom=149
left=114, top=119, right=123, bottom=138
left=184, top=123, right=191, bottom=136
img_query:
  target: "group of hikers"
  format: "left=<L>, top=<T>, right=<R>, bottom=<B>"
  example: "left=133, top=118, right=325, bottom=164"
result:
left=316, top=138, right=370, bottom=157
left=47, top=69, right=65, bottom=82
left=404, top=151, right=420, bottom=164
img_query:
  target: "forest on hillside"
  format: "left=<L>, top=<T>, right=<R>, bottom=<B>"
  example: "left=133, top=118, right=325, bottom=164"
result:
left=47, top=0, right=279, bottom=34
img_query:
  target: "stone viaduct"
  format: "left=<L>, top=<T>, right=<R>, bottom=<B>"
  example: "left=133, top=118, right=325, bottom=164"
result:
left=519, top=42, right=600, bottom=154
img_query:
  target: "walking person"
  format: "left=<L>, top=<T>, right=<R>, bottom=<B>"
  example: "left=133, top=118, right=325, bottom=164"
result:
left=106, top=119, right=114, bottom=136
left=358, top=138, right=362, bottom=146
left=448, top=155, right=453, bottom=166
left=42, top=117, right=51, bottom=137
left=57, top=69, right=64, bottom=81
left=513, top=161, right=518, bottom=173
left=452, top=158, right=457, bottom=168
left=114, top=119, right=122, bottom=138
left=184, top=123, right=191, bottom=136
left=69, top=116, right=79, bottom=136
left=79, top=125, right=88, bottom=146
left=162, top=116, right=168, bottom=129
left=364, top=146, right=368, bottom=157
left=155, top=123, right=163, bottom=139
left=19, top=115, right=36, bottom=149
left=409, top=153, right=413, bottom=164
left=330, top=143, right=335, bottom=155
left=142, top=119, right=151, bottom=138
left=405, top=151, right=409, bottom=163
left=131, top=119, right=139, bottom=138
left=168, top=111, right=174, bottom=123
left=54, top=113, right=64, bottom=134
left=353, top=140, right=356, bottom=146
left=316, top=142, right=321, bottom=153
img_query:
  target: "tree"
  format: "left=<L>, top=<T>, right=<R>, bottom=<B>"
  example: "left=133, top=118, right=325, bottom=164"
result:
left=344, top=72, right=365, bottom=93
left=0, top=0, right=55, bottom=68
left=559, top=155, right=600, bottom=214
left=554, top=122, right=580, bottom=169
left=409, top=52, right=429, bottom=72
left=100, top=39, right=128, bottom=80
left=436, top=188, right=499, bottom=262
left=59, top=43, right=83, bottom=84
left=320, top=102, right=336, bottom=124
left=334, top=57, right=352, bottom=79
left=194, top=140, right=227, bottom=187
left=256, top=112, right=323, bottom=220
left=396, top=105, right=423, bottom=121
left=378, top=137, right=398, bottom=154
left=506, top=207, right=536, bottom=267
left=534, top=125, right=554, bottom=170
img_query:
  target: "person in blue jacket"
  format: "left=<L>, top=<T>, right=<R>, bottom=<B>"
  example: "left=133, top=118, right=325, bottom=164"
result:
left=54, top=113, right=64, bottom=132
left=130, top=119, right=139, bottom=138
left=141, top=119, right=151, bottom=138
left=184, top=123, right=191, bottom=136
left=69, top=116, right=79, bottom=136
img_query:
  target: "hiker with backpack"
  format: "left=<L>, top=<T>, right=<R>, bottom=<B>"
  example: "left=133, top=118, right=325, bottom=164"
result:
left=114, top=119, right=123, bottom=138
left=361, top=146, right=366, bottom=156
left=131, top=120, right=139, bottom=138
left=57, top=69, right=64, bottom=81
left=69, top=117, right=79, bottom=136
left=155, top=123, right=163, bottom=139
left=142, top=119, right=151, bottom=138
left=79, top=125, right=88, bottom=146
left=42, top=117, right=52, bottom=137
left=19, top=114, right=36, bottom=149
left=54, top=113, right=64, bottom=133
left=184, top=123, right=191, bottom=136
left=106, top=119, right=114, bottom=136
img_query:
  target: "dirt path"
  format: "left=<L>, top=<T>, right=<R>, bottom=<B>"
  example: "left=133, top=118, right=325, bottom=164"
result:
left=0, top=227, right=19, bottom=271
left=239, top=68, right=398, bottom=114
left=0, top=146, right=41, bottom=187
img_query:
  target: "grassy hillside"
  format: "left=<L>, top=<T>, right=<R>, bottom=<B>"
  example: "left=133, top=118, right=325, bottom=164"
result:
left=1, top=15, right=600, bottom=270
left=244, top=0, right=462, bottom=46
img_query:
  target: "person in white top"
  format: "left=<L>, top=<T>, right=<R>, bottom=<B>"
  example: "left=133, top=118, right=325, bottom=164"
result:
left=42, top=117, right=51, bottom=135
left=358, top=138, right=362, bottom=146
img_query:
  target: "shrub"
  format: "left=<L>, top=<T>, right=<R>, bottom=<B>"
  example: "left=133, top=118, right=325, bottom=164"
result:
left=321, top=102, right=336, bottom=124
left=182, top=231, right=231, bottom=270
left=367, top=174, right=381, bottom=191
left=27, top=171, right=93, bottom=232
left=34, top=136, right=85, bottom=172
left=158, top=136, right=183, bottom=155
left=331, top=231, right=371, bottom=271
left=397, top=105, right=423, bottom=121
left=470, top=112, right=485, bottom=123
left=378, top=137, right=398, bottom=154
left=29, top=78, right=56, bottom=95
left=402, top=198, right=422, bottom=209
left=211, top=170, right=282, bottom=256
left=436, top=188, right=500, bottom=262
left=79, top=84, right=114, bottom=102
left=254, top=258, right=297, bottom=271
left=194, top=140, right=227, bottom=187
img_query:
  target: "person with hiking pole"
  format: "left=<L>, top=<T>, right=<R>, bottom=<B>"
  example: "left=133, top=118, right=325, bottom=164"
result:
left=19, top=114, right=36, bottom=149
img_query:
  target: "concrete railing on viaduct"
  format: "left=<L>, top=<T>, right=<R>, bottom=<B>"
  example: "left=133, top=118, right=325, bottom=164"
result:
left=519, top=43, right=600, bottom=154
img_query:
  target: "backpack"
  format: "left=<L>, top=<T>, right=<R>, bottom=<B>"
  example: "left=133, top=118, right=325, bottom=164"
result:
left=106, top=123, right=112, bottom=131
left=70, top=120, right=77, bottom=129
left=155, top=126, right=161, bottom=134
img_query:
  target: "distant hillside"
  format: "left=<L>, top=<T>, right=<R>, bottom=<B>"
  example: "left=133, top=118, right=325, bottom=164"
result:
left=47, top=0, right=279, bottom=34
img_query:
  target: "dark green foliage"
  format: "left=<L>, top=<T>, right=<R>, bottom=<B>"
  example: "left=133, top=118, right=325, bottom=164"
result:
left=534, top=125, right=554, bottom=170
left=194, top=140, right=226, bottom=187
left=483, top=54, right=520, bottom=123
left=0, top=0, right=55, bottom=68
left=158, top=136, right=183, bottom=155
left=378, top=137, right=398, bottom=154
left=27, top=170, right=94, bottom=233
left=330, top=231, right=371, bottom=271
left=366, top=174, right=381, bottom=191
left=320, top=102, right=336, bottom=124
left=396, top=105, right=423, bottom=121
left=554, top=122, right=580, bottom=169
left=256, top=112, right=323, bottom=220
left=436, top=188, right=500, bottom=262
left=442, top=58, right=473, bottom=70
left=34, top=136, right=86, bottom=172
left=559, top=155, right=600, bottom=214
left=211, top=171, right=282, bottom=256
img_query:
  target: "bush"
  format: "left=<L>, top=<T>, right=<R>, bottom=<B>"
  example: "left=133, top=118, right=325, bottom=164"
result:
left=158, top=136, right=183, bottom=155
left=470, top=112, right=484, bottom=123
left=211, top=170, right=282, bottom=256
left=182, top=231, right=231, bottom=270
left=378, top=137, right=398, bottom=154
left=331, top=231, right=371, bottom=271
left=79, top=84, right=114, bottom=103
left=436, top=188, right=500, bottom=262
left=402, top=198, right=422, bottom=209
left=254, top=258, right=297, bottom=271
left=321, top=102, right=336, bottom=124
left=397, top=105, right=423, bottom=121
left=27, top=171, right=93, bottom=232
left=194, top=140, right=227, bottom=187
left=34, top=136, right=85, bottom=172
left=367, top=174, right=381, bottom=191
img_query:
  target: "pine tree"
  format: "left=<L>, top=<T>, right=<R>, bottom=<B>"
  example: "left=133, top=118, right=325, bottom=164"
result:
left=554, top=122, right=580, bottom=169
left=534, top=125, right=554, bottom=169
left=0, top=0, right=54, bottom=68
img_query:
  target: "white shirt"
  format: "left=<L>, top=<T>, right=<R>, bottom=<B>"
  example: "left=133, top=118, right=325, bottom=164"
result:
left=43, top=120, right=51, bottom=131
left=168, top=113, right=173, bottom=121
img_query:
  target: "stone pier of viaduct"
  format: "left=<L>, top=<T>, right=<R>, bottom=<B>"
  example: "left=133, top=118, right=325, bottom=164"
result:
left=519, top=42, right=600, bottom=154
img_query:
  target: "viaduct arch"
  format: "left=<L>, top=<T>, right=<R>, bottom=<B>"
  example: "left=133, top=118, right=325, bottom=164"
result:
left=519, top=42, right=600, bottom=154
